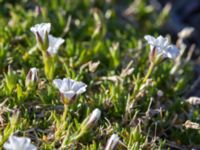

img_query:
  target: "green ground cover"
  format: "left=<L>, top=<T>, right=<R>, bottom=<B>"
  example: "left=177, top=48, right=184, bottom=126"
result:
left=0, top=0, right=199, bottom=149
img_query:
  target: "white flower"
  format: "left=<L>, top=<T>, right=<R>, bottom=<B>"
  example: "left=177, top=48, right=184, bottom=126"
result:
left=144, top=35, right=179, bottom=59
left=53, top=78, right=87, bottom=104
left=3, top=135, right=37, bottom=150
left=86, top=108, right=101, bottom=127
left=25, top=67, right=39, bottom=87
left=30, top=23, right=51, bottom=42
left=105, top=134, right=120, bottom=150
left=47, top=35, right=65, bottom=55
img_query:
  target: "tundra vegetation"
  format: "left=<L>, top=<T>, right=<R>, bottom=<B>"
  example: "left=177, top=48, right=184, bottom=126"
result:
left=0, top=1, right=199, bottom=149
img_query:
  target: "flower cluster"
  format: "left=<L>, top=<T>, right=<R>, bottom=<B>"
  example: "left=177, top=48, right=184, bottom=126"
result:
left=30, top=23, right=64, bottom=56
left=30, top=23, right=65, bottom=80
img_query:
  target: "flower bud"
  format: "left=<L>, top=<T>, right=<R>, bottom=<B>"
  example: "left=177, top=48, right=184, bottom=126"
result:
left=105, top=134, right=120, bottom=150
left=73, top=108, right=101, bottom=141
left=25, top=68, right=39, bottom=89
left=186, top=97, right=200, bottom=105
left=30, top=23, right=51, bottom=51
left=35, top=32, right=44, bottom=51
left=178, top=27, right=194, bottom=39
left=85, top=108, right=101, bottom=128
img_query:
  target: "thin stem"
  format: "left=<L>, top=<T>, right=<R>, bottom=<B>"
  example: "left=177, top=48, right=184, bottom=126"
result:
left=143, top=62, right=154, bottom=83
left=62, top=104, right=68, bottom=122
left=55, top=104, right=68, bottom=140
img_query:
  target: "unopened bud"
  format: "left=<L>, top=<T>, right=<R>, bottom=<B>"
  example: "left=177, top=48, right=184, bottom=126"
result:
left=178, top=27, right=194, bottom=39
left=35, top=32, right=44, bottom=51
left=186, top=97, right=200, bottom=105
left=74, top=108, right=101, bottom=140
left=85, top=108, right=101, bottom=128
left=105, top=134, right=120, bottom=150
left=25, top=67, right=39, bottom=89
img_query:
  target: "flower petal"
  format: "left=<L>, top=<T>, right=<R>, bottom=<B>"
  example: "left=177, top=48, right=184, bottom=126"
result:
left=144, top=35, right=156, bottom=45
left=4, top=135, right=36, bottom=150
left=72, top=82, right=87, bottom=94
left=63, top=90, right=76, bottom=100
left=60, top=78, right=73, bottom=92
left=47, top=35, right=64, bottom=55
left=156, top=35, right=168, bottom=49
left=30, top=23, right=51, bottom=40
left=53, top=79, right=63, bottom=89
left=3, top=142, right=13, bottom=150
left=166, top=45, right=179, bottom=59
left=26, top=144, right=37, bottom=150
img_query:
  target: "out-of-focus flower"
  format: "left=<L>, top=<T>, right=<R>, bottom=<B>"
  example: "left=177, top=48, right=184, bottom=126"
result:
left=157, top=90, right=164, bottom=97
left=105, top=134, right=120, bottom=150
left=178, top=27, right=194, bottom=39
left=53, top=78, right=87, bottom=104
left=88, top=61, right=100, bottom=73
left=46, top=35, right=64, bottom=56
left=25, top=67, right=39, bottom=88
left=186, top=97, right=200, bottom=105
left=85, top=108, right=101, bottom=128
left=144, top=35, right=179, bottom=60
left=3, top=135, right=37, bottom=150
left=183, top=120, right=200, bottom=129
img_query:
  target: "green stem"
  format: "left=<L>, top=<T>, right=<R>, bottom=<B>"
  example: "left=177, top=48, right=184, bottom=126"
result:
left=55, top=105, right=68, bottom=140
left=143, top=62, right=154, bottom=83
left=42, top=52, right=55, bottom=81
left=62, top=104, right=68, bottom=122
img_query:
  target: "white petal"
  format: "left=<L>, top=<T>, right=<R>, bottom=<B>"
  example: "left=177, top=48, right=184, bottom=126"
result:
left=54, top=78, right=87, bottom=97
left=30, top=23, right=51, bottom=40
left=20, top=138, right=31, bottom=149
left=76, top=85, right=87, bottom=95
left=9, top=135, right=19, bottom=147
left=25, top=144, right=37, bottom=150
left=144, top=35, right=156, bottom=45
left=60, top=78, right=73, bottom=92
left=87, top=108, right=101, bottom=125
left=105, top=134, right=120, bottom=150
left=3, top=142, right=14, bottom=150
left=47, top=35, right=64, bottom=55
left=30, top=23, right=51, bottom=33
left=72, top=82, right=87, bottom=94
left=53, top=79, right=63, bottom=90
left=30, top=67, right=38, bottom=82
left=156, top=35, right=168, bottom=49
left=166, top=45, right=179, bottom=59
left=4, top=135, right=36, bottom=150
left=63, top=90, right=76, bottom=100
